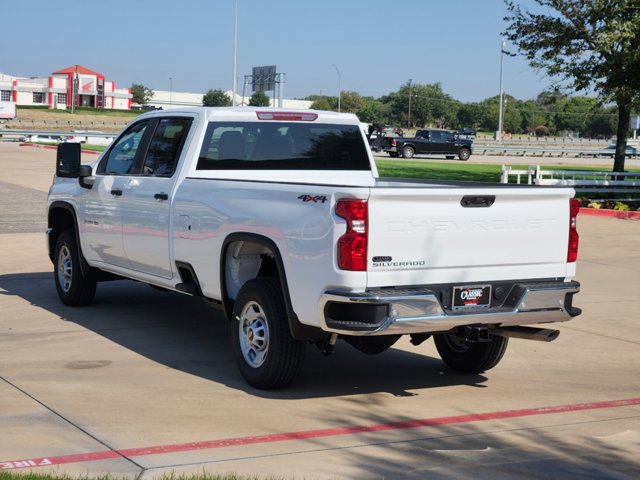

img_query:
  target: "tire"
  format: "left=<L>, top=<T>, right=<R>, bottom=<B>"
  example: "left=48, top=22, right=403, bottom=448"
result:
left=458, top=148, right=471, bottom=161
left=388, top=152, right=399, bottom=158
left=402, top=146, right=415, bottom=159
left=433, top=331, right=508, bottom=373
left=54, top=229, right=97, bottom=306
left=231, top=277, right=305, bottom=389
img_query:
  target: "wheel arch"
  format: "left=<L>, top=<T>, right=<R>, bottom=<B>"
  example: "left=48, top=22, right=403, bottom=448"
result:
left=47, top=202, right=91, bottom=276
left=220, top=232, right=325, bottom=340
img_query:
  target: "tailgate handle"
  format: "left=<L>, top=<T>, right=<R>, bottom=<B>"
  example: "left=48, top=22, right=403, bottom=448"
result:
left=461, top=195, right=495, bottom=208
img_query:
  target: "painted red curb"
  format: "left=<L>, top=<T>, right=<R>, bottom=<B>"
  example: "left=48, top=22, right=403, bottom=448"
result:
left=1, top=397, right=639, bottom=471
left=18, top=142, right=100, bottom=155
left=579, top=207, right=640, bottom=220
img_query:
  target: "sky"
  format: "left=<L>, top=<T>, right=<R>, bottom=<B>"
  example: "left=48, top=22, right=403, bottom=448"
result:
left=0, top=0, right=554, bottom=103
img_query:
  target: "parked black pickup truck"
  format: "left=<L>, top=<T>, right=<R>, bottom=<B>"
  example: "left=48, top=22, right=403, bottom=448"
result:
left=383, top=129, right=473, bottom=160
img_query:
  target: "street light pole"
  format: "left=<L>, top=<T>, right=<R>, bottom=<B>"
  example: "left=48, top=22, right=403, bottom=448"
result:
left=497, top=38, right=505, bottom=141
left=71, top=64, right=78, bottom=114
left=332, top=64, right=341, bottom=112
left=232, top=0, right=238, bottom=106
left=407, top=78, right=413, bottom=129
left=169, top=77, right=173, bottom=108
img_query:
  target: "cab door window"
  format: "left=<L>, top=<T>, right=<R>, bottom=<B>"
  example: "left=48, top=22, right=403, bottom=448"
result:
left=98, top=121, right=149, bottom=175
left=141, top=118, right=193, bottom=176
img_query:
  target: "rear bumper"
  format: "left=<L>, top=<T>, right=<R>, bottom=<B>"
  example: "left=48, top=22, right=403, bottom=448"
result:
left=319, top=281, right=580, bottom=336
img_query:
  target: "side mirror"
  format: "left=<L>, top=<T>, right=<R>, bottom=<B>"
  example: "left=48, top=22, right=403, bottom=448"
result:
left=56, top=143, right=81, bottom=178
left=79, top=164, right=95, bottom=189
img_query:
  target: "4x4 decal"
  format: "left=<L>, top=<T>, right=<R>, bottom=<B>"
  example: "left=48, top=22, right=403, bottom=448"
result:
left=298, top=195, right=328, bottom=203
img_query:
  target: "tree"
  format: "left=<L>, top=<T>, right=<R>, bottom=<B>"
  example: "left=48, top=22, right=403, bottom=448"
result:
left=357, top=98, right=387, bottom=123
left=203, top=89, right=232, bottom=107
left=456, top=103, right=483, bottom=130
left=249, top=91, right=271, bottom=107
left=131, top=83, right=154, bottom=105
left=504, top=0, right=640, bottom=172
left=477, top=95, right=522, bottom=133
left=339, top=91, right=366, bottom=114
left=309, top=96, right=334, bottom=111
left=385, top=82, right=457, bottom=128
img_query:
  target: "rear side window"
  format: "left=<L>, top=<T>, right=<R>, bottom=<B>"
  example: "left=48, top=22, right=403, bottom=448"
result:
left=429, top=131, right=443, bottom=142
left=196, top=122, right=370, bottom=170
left=142, top=118, right=192, bottom=177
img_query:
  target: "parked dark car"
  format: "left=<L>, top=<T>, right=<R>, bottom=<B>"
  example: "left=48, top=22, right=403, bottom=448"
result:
left=382, top=129, right=473, bottom=160
left=455, top=127, right=477, bottom=137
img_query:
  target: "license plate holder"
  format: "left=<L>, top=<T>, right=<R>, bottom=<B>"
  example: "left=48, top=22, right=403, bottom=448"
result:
left=452, top=285, right=492, bottom=310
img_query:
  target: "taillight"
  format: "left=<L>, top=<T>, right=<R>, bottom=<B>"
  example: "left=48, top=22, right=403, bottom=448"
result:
left=391, top=138, right=396, bottom=147
left=336, top=199, right=368, bottom=271
left=567, top=198, right=580, bottom=262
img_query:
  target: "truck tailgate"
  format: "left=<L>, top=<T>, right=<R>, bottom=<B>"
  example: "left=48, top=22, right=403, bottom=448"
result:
left=366, top=183, right=574, bottom=288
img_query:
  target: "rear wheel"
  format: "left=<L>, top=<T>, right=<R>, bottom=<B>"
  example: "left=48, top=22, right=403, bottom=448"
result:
left=402, top=146, right=415, bottom=159
left=54, top=230, right=97, bottom=306
left=458, top=148, right=471, bottom=161
left=434, top=331, right=508, bottom=373
left=231, top=278, right=305, bottom=389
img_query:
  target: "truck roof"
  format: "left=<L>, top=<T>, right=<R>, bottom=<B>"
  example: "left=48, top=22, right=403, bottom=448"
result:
left=136, top=107, right=361, bottom=125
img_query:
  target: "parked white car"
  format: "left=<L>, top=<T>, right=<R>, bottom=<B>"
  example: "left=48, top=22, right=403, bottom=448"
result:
left=64, top=130, right=114, bottom=146
left=22, top=134, right=62, bottom=143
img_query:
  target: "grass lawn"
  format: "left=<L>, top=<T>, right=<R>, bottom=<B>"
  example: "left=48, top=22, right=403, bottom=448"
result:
left=375, top=160, right=638, bottom=183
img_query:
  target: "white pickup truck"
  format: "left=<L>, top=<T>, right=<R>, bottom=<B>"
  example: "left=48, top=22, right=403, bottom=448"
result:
left=48, top=107, right=581, bottom=389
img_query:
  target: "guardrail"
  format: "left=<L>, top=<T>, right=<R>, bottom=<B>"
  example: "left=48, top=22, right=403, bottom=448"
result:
left=475, top=134, right=610, bottom=144
left=501, top=165, right=640, bottom=200
left=476, top=145, right=637, bottom=158
left=0, top=129, right=115, bottom=138
left=5, top=119, right=127, bottom=130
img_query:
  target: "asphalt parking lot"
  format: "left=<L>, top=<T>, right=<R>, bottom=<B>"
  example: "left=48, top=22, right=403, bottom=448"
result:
left=1, top=142, right=639, bottom=479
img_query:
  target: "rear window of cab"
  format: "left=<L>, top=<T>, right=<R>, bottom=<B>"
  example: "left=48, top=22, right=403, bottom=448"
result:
left=196, top=122, right=370, bottom=170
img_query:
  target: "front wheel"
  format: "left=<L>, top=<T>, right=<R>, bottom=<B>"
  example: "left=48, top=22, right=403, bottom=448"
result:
left=54, top=230, right=97, bottom=306
left=402, top=146, right=415, bottom=159
left=433, top=331, right=508, bottom=373
left=458, top=148, right=471, bottom=161
left=231, top=278, right=305, bottom=389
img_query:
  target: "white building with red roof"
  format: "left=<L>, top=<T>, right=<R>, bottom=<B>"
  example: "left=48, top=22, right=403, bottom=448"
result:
left=0, top=65, right=132, bottom=110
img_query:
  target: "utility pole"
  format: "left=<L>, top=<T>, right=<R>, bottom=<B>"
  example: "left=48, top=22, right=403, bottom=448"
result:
left=232, top=0, right=238, bottom=106
left=332, top=64, right=341, bottom=112
left=71, top=64, right=78, bottom=114
left=497, top=38, right=506, bottom=141
left=407, top=78, right=413, bottom=128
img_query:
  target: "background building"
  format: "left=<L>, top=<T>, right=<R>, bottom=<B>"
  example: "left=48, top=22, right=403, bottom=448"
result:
left=1, top=65, right=312, bottom=112
left=0, top=65, right=132, bottom=110
left=148, top=90, right=312, bottom=110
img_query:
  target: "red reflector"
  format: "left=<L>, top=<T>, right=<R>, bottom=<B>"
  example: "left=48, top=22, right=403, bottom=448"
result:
left=567, top=198, right=580, bottom=263
left=336, top=199, right=368, bottom=271
left=256, top=111, right=318, bottom=121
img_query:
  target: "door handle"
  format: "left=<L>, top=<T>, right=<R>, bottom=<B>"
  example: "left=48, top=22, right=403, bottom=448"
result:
left=460, top=195, right=495, bottom=208
left=154, top=192, right=169, bottom=201
left=110, top=189, right=123, bottom=197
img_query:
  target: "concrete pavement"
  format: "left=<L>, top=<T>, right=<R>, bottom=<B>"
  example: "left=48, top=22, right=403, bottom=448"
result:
left=0, top=141, right=639, bottom=479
